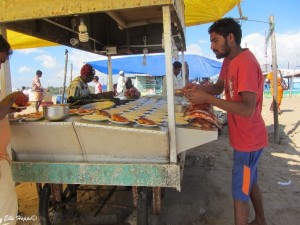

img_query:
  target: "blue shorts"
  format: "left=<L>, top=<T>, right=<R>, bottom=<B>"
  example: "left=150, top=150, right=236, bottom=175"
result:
left=232, top=149, right=263, bottom=201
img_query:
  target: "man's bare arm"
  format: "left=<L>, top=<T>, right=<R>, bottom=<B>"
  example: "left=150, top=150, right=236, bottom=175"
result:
left=200, top=78, right=224, bottom=95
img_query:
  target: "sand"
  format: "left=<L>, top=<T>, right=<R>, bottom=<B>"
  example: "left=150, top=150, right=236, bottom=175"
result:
left=14, top=95, right=300, bottom=225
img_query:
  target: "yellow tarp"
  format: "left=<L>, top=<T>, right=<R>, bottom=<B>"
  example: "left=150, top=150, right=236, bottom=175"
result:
left=7, top=30, right=59, bottom=50
left=185, top=0, right=241, bottom=26
left=7, top=0, right=240, bottom=49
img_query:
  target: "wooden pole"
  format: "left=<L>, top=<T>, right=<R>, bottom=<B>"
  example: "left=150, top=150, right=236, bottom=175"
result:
left=62, top=49, right=68, bottom=103
left=163, top=5, right=177, bottom=163
left=270, top=15, right=279, bottom=144
left=0, top=25, right=12, bottom=96
left=70, top=63, right=73, bottom=84
left=107, top=55, right=113, bottom=91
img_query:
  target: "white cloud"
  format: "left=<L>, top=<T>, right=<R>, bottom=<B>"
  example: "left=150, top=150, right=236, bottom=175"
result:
left=186, top=43, right=218, bottom=60
left=34, top=54, right=60, bottom=69
left=242, top=31, right=300, bottom=71
left=68, top=49, right=106, bottom=71
left=16, top=48, right=43, bottom=55
left=242, top=33, right=266, bottom=68
left=190, top=31, right=300, bottom=72
left=186, top=44, right=204, bottom=55
left=30, top=49, right=108, bottom=87
left=17, top=66, right=32, bottom=73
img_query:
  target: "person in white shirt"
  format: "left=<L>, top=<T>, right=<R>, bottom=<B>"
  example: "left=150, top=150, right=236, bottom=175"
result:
left=116, top=71, right=126, bottom=96
left=162, top=61, right=183, bottom=96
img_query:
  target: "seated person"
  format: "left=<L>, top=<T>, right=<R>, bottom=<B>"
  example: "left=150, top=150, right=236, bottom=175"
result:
left=67, top=64, right=95, bottom=98
left=67, top=64, right=115, bottom=102
left=124, top=78, right=140, bottom=98
left=125, top=78, right=136, bottom=90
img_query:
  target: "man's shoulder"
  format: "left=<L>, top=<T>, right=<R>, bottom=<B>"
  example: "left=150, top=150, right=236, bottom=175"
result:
left=72, top=76, right=83, bottom=82
left=69, top=77, right=82, bottom=87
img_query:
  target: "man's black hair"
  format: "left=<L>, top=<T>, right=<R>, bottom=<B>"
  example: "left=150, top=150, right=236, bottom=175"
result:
left=0, top=34, right=13, bottom=57
left=36, top=70, right=42, bottom=75
left=173, top=61, right=182, bottom=69
left=208, top=17, right=242, bottom=45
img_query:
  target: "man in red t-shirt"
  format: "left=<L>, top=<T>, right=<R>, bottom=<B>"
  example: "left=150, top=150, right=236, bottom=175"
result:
left=183, top=18, right=268, bottom=225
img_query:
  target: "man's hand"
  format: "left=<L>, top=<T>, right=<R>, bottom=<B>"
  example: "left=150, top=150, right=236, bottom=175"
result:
left=0, top=91, right=28, bottom=119
left=14, top=92, right=29, bottom=106
left=184, top=89, right=211, bottom=104
left=182, top=83, right=201, bottom=91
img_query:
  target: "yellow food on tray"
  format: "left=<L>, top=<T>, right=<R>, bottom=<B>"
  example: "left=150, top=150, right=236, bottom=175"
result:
left=81, top=101, right=115, bottom=110
left=21, top=112, right=43, bottom=118
left=82, top=114, right=108, bottom=122
left=94, top=101, right=115, bottom=109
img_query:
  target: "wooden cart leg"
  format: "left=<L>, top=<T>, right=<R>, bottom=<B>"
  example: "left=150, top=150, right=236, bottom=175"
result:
left=152, top=187, right=161, bottom=215
left=132, top=186, right=139, bottom=209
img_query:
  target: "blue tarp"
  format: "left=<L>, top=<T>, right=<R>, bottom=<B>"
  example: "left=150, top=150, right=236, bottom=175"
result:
left=87, top=54, right=222, bottom=79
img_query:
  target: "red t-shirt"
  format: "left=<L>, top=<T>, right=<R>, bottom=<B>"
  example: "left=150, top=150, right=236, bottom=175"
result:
left=219, top=49, right=268, bottom=151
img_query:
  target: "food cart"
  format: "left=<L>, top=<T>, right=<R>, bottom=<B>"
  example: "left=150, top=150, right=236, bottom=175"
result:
left=0, top=0, right=238, bottom=224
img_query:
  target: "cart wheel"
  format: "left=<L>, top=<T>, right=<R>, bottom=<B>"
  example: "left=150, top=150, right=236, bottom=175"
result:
left=39, top=183, right=78, bottom=225
left=137, top=187, right=152, bottom=225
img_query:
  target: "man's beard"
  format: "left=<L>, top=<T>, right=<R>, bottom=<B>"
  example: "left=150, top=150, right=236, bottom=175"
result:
left=214, top=41, right=230, bottom=59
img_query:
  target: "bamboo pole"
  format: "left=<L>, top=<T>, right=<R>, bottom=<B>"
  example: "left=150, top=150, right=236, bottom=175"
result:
left=270, top=15, right=279, bottom=144
left=107, top=55, right=113, bottom=91
left=62, top=49, right=68, bottom=103
left=70, top=63, right=73, bottom=84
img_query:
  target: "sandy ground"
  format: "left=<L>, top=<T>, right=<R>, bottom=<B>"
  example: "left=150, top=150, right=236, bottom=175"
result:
left=13, top=96, right=300, bottom=225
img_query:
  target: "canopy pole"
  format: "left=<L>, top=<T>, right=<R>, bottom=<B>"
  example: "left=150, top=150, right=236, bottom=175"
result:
left=270, top=15, right=279, bottom=144
left=62, top=49, right=68, bottom=103
left=163, top=6, right=177, bottom=164
left=107, top=55, right=113, bottom=91
left=181, top=50, right=186, bottom=85
left=0, top=24, right=12, bottom=96
left=70, top=63, right=73, bottom=84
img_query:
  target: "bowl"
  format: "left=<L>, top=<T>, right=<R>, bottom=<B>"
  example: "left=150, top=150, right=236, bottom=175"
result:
left=43, top=104, right=69, bottom=121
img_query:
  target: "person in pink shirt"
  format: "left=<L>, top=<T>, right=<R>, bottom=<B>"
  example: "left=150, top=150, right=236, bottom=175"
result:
left=93, top=75, right=102, bottom=94
left=183, top=18, right=268, bottom=225
left=0, top=34, right=28, bottom=224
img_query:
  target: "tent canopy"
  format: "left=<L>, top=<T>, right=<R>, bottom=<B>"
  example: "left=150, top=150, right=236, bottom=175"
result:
left=7, top=30, right=59, bottom=50
left=87, top=54, right=222, bottom=79
left=185, top=0, right=240, bottom=26
left=5, top=0, right=240, bottom=50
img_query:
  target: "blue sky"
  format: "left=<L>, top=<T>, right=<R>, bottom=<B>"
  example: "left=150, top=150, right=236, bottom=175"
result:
left=9, top=0, right=300, bottom=89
